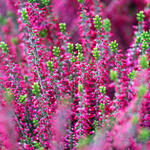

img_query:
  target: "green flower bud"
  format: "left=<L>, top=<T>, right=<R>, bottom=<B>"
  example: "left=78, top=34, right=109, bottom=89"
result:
left=24, top=75, right=28, bottom=82
left=139, top=55, right=149, bottom=69
left=19, top=94, right=27, bottom=103
left=21, top=8, right=28, bottom=23
left=141, top=31, right=150, bottom=42
left=52, top=46, right=60, bottom=57
left=136, top=36, right=142, bottom=45
left=78, top=0, right=85, bottom=3
left=47, top=60, right=54, bottom=71
left=33, top=118, right=38, bottom=126
left=67, top=43, right=74, bottom=54
left=71, top=55, right=76, bottom=63
left=41, top=0, right=50, bottom=6
left=99, top=86, right=106, bottom=94
left=39, top=29, right=47, bottom=37
left=76, top=43, right=83, bottom=53
left=109, top=40, right=118, bottom=53
left=11, top=38, right=18, bottom=45
left=4, top=88, right=14, bottom=102
left=137, top=11, right=145, bottom=22
left=7, top=11, right=13, bottom=17
left=138, top=84, right=147, bottom=99
left=132, top=114, right=139, bottom=125
left=28, top=0, right=36, bottom=3
left=92, top=47, right=100, bottom=60
left=77, top=52, right=83, bottom=62
left=59, top=23, right=66, bottom=34
left=78, top=84, right=84, bottom=93
left=128, top=70, right=136, bottom=80
left=138, top=128, right=150, bottom=142
left=100, top=103, right=105, bottom=113
left=32, top=82, right=40, bottom=96
left=93, top=15, right=102, bottom=31
left=110, top=70, right=117, bottom=81
left=103, top=18, right=111, bottom=32
left=0, top=41, right=8, bottom=54
left=39, top=147, right=44, bottom=150
left=142, top=40, right=149, bottom=52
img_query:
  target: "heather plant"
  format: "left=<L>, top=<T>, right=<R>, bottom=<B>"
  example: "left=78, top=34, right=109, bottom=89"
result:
left=0, top=0, right=149, bottom=150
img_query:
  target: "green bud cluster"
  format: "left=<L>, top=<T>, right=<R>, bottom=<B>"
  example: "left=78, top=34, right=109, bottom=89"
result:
left=71, top=55, right=76, bottom=63
left=21, top=8, right=28, bottom=23
left=138, top=128, right=150, bottom=142
left=24, top=75, right=28, bottom=82
left=92, top=47, right=100, bottom=60
left=93, top=15, right=102, bottom=31
left=78, top=0, right=85, bottom=3
left=33, top=118, right=38, bottom=126
left=67, top=43, right=74, bottom=54
left=78, top=83, right=84, bottom=93
left=138, top=84, right=147, bottom=99
left=103, top=18, right=111, bottom=32
left=4, top=88, right=13, bottom=102
left=76, top=43, right=83, bottom=62
left=141, top=31, right=150, bottom=42
left=47, top=60, right=54, bottom=71
left=128, top=70, right=136, bottom=80
left=11, top=38, right=18, bottom=45
left=142, top=40, right=149, bottom=51
left=19, top=94, right=27, bottom=103
left=39, top=29, right=47, bottom=37
left=53, top=46, right=60, bottom=57
left=132, top=114, right=139, bottom=125
left=139, top=55, right=149, bottom=69
left=137, top=11, right=145, bottom=22
left=77, top=52, right=84, bottom=62
left=109, top=40, right=118, bottom=53
left=59, top=23, right=66, bottom=34
left=32, top=82, right=40, bottom=96
left=28, top=0, right=36, bottom=2
left=110, top=70, right=117, bottom=81
left=136, top=36, right=143, bottom=44
left=76, top=43, right=83, bottom=53
left=0, top=41, right=8, bottom=54
left=99, top=86, right=106, bottom=94
left=99, top=103, right=105, bottom=113
left=41, top=0, right=50, bottom=6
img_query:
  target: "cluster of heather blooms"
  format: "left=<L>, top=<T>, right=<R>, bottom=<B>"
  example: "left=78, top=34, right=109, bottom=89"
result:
left=0, top=0, right=149, bottom=149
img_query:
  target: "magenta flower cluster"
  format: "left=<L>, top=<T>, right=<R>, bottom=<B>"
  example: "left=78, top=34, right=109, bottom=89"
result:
left=0, top=0, right=149, bottom=149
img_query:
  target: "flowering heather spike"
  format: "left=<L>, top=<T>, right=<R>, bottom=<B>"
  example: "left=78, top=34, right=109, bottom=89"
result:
left=93, top=15, right=102, bottom=31
left=0, top=41, right=8, bottom=54
left=109, top=40, right=118, bottom=53
left=137, top=11, right=145, bottom=22
left=103, top=18, right=111, bottom=32
left=139, top=55, right=149, bottom=69
left=59, top=23, right=66, bottom=34
left=32, top=82, right=40, bottom=96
